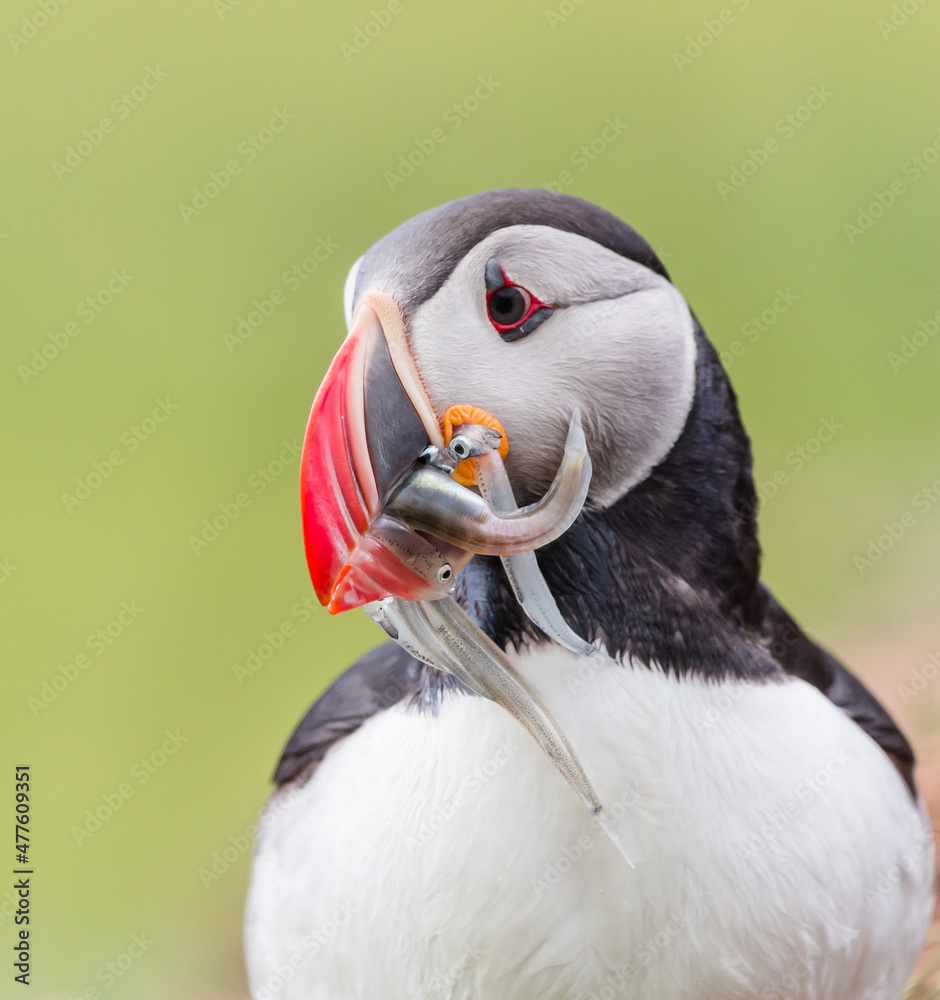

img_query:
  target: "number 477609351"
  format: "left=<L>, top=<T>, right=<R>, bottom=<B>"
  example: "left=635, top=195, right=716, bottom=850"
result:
left=15, top=766, right=30, bottom=854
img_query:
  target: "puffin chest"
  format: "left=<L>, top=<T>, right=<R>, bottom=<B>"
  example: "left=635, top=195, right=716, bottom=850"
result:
left=246, top=647, right=931, bottom=1000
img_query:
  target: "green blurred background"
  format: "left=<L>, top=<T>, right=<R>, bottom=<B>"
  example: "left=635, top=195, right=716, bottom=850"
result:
left=1, top=0, right=939, bottom=996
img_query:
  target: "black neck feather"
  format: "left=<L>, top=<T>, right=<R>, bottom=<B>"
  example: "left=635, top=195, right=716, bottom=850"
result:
left=455, top=320, right=779, bottom=680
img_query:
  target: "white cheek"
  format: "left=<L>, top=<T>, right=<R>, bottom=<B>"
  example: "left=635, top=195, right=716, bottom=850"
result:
left=409, top=267, right=696, bottom=507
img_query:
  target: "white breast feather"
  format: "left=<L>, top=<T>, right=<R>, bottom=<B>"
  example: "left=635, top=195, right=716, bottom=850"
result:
left=245, top=646, right=934, bottom=1000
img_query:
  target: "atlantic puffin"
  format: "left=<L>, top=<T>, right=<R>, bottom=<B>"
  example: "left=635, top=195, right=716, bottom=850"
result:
left=244, top=189, right=934, bottom=999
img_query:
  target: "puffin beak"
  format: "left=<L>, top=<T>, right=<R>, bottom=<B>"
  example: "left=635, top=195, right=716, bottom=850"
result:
left=300, top=293, right=464, bottom=614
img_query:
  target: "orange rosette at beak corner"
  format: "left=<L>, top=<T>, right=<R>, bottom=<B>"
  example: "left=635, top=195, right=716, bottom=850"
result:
left=443, top=404, right=509, bottom=487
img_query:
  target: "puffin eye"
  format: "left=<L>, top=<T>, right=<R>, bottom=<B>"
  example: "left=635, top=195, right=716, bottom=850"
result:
left=488, top=285, right=530, bottom=327
left=484, top=259, right=553, bottom=342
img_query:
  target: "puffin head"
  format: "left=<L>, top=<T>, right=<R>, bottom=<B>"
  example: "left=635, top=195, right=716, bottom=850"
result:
left=302, top=189, right=763, bottom=668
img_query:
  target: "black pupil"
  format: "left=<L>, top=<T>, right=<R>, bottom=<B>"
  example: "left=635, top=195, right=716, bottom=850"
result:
left=488, top=286, right=527, bottom=326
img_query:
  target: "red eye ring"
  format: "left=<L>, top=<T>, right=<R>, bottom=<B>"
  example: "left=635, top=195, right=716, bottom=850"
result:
left=485, top=264, right=552, bottom=340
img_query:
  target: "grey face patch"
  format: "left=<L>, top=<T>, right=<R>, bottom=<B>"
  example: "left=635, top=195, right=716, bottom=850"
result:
left=351, top=188, right=669, bottom=321
left=404, top=225, right=697, bottom=507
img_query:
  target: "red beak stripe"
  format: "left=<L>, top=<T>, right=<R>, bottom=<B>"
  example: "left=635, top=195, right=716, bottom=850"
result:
left=300, top=319, right=379, bottom=607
